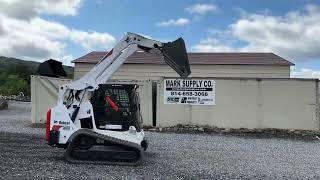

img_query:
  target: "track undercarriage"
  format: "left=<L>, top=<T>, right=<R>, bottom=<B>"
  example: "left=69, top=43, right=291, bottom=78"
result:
left=64, top=129, right=144, bottom=166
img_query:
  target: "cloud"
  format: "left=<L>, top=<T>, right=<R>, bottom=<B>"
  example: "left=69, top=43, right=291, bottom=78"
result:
left=157, top=3, right=216, bottom=28
left=0, top=0, right=116, bottom=65
left=0, top=0, right=82, bottom=20
left=70, top=30, right=116, bottom=50
left=192, top=4, right=320, bottom=62
left=291, top=67, right=320, bottom=79
left=157, top=18, right=190, bottom=27
left=192, top=38, right=236, bottom=52
left=0, top=1, right=38, bottom=20
left=0, top=16, right=67, bottom=60
left=36, top=0, right=83, bottom=16
left=61, top=54, right=75, bottom=63
left=185, top=4, right=217, bottom=15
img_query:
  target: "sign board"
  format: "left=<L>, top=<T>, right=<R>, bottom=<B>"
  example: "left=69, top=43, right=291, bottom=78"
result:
left=164, top=79, right=215, bottom=105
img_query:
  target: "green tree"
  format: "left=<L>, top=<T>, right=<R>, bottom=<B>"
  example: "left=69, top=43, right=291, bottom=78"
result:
left=0, top=75, right=30, bottom=96
left=0, top=71, right=8, bottom=85
left=7, top=64, right=33, bottom=84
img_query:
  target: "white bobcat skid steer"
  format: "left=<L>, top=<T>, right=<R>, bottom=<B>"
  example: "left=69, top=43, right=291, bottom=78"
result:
left=45, top=32, right=191, bottom=165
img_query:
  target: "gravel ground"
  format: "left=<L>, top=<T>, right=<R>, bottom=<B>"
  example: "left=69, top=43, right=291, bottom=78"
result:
left=1, top=101, right=320, bottom=179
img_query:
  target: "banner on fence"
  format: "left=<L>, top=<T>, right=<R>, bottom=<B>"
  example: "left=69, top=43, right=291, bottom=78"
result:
left=164, top=79, right=215, bottom=105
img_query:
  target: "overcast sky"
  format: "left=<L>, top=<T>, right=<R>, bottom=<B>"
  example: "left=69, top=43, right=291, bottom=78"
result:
left=0, top=0, right=320, bottom=78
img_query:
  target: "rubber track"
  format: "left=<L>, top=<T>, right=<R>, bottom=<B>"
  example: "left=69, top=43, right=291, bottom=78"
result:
left=64, top=129, right=144, bottom=166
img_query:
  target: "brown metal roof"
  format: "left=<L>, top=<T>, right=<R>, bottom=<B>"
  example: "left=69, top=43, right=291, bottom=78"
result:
left=72, top=51, right=294, bottom=66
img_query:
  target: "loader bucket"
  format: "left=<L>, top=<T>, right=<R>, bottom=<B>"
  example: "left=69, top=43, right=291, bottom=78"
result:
left=162, top=38, right=191, bottom=78
left=37, top=59, right=67, bottom=78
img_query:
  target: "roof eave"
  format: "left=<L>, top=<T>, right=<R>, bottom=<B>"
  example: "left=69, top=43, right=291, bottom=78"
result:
left=72, top=61, right=294, bottom=66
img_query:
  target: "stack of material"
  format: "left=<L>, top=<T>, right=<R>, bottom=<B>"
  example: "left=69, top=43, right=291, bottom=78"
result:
left=0, top=98, right=8, bottom=110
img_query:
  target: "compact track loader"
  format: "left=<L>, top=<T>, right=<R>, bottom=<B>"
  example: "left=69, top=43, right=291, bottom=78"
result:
left=45, top=32, right=191, bottom=165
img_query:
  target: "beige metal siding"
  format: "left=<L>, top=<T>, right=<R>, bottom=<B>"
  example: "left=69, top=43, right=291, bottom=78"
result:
left=31, top=76, right=153, bottom=126
left=31, top=75, right=72, bottom=124
left=158, top=78, right=319, bottom=130
left=33, top=64, right=319, bottom=131
left=74, top=63, right=290, bottom=80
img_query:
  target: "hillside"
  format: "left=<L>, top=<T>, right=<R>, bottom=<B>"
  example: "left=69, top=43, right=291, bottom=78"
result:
left=0, top=56, right=74, bottom=76
left=0, top=56, right=74, bottom=96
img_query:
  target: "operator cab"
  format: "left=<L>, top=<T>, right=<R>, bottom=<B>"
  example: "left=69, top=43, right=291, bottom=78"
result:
left=90, top=84, right=142, bottom=132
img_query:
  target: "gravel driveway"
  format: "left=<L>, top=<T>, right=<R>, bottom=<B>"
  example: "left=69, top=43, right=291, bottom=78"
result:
left=1, top=101, right=320, bottom=180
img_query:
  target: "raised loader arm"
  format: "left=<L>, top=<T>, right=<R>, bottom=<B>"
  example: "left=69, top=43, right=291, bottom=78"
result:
left=46, top=33, right=191, bottom=165
left=58, top=32, right=190, bottom=104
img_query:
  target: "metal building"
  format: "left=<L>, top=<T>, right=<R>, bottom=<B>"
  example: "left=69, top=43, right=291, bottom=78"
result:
left=73, top=52, right=293, bottom=79
left=32, top=51, right=320, bottom=131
